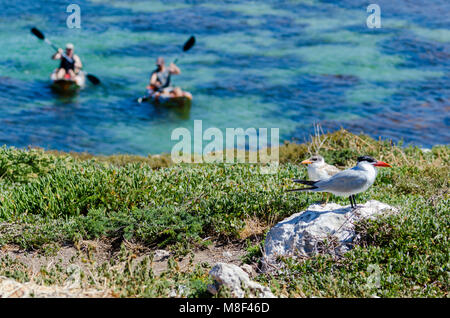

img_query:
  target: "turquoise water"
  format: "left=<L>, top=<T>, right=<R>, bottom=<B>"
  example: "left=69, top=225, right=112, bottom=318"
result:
left=0, top=0, right=448, bottom=155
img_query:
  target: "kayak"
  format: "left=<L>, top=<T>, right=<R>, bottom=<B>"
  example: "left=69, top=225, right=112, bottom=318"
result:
left=50, top=71, right=85, bottom=94
left=148, top=94, right=192, bottom=108
left=139, top=88, right=192, bottom=108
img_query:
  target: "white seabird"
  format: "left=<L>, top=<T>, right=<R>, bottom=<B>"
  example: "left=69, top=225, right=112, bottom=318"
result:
left=289, top=155, right=391, bottom=209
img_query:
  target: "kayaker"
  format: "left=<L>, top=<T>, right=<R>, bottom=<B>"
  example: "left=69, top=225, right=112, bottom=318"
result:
left=169, top=87, right=192, bottom=100
left=51, top=43, right=82, bottom=80
left=147, top=57, right=181, bottom=93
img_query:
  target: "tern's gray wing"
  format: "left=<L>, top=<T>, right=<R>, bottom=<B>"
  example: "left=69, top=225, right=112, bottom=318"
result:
left=315, top=169, right=367, bottom=194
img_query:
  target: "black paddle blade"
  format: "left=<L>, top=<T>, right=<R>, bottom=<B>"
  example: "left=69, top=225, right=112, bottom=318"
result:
left=86, top=74, right=101, bottom=85
left=31, top=27, right=45, bottom=40
left=183, top=36, right=195, bottom=52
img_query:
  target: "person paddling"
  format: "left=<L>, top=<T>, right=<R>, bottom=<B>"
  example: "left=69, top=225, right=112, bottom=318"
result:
left=147, top=57, right=180, bottom=93
left=51, top=43, right=82, bottom=80
left=138, top=56, right=193, bottom=103
left=145, top=57, right=192, bottom=100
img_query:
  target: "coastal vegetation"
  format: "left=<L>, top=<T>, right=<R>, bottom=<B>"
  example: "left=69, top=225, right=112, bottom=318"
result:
left=0, top=129, right=448, bottom=297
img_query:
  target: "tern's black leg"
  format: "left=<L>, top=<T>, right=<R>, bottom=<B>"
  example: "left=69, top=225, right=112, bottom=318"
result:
left=349, top=195, right=356, bottom=210
left=349, top=195, right=354, bottom=209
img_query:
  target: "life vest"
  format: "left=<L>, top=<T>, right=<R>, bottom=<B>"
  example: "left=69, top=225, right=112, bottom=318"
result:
left=152, top=68, right=171, bottom=89
left=60, top=55, right=75, bottom=71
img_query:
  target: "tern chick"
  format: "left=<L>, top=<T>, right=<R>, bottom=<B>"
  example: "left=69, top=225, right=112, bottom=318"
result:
left=301, top=155, right=340, bottom=203
left=301, top=155, right=340, bottom=181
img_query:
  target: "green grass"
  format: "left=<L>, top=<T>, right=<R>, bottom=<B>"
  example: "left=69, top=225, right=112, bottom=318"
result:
left=0, top=130, right=448, bottom=297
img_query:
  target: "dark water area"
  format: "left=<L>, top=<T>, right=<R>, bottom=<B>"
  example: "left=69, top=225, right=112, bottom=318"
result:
left=0, top=0, right=448, bottom=155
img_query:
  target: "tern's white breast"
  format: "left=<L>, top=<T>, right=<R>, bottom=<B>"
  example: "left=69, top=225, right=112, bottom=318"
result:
left=307, top=165, right=331, bottom=181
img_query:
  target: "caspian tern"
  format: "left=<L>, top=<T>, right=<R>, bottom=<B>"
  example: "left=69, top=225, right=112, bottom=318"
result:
left=301, top=155, right=340, bottom=181
left=289, top=156, right=391, bottom=209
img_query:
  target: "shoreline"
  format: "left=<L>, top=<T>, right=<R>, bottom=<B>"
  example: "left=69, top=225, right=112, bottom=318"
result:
left=17, top=128, right=447, bottom=169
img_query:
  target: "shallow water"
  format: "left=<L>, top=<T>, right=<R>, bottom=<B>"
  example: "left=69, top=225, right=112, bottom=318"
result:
left=0, top=0, right=448, bottom=155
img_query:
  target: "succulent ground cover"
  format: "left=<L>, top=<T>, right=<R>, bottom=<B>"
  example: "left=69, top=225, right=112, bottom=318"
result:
left=0, top=130, right=448, bottom=297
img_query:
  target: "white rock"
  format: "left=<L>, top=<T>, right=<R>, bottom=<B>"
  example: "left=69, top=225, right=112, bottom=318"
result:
left=241, top=264, right=255, bottom=277
left=208, top=263, right=275, bottom=298
left=263, top=200, right=397, bottom=269
left=222, top=251, right=233, bottom=258
left=154, top=249, right=170, bottom=260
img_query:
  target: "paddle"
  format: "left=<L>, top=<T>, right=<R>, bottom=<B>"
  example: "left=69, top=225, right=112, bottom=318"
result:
left=173, top=35, right=196, bottom=64
left=137, top=35, right=196, bottom=103
left=31, top=27, right=101, bottom=85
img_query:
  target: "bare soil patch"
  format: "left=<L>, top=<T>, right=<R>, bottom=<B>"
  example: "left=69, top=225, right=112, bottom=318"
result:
left=0, top=240, right=250, bottom=298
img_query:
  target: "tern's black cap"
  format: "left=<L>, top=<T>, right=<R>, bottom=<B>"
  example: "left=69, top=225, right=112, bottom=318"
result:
left=357, top=155, right=377, bottom=163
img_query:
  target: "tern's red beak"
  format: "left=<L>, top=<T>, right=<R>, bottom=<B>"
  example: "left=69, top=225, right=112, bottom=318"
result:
left=301, top=160, right=312, bottom=165
left=373, top=161, right=391, bottom=167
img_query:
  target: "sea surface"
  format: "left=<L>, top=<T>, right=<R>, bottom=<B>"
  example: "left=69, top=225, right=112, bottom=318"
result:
left=0, top=0, right=449, bottom=155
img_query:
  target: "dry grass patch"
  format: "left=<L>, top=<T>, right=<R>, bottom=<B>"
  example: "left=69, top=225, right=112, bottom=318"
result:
left=238, top=217, right=270, bottom=240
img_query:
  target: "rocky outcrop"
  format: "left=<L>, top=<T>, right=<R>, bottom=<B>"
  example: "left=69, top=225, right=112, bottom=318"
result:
left=208, top=263, right=275, bottom=298
left=263, top=200, right=397, bottom=269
